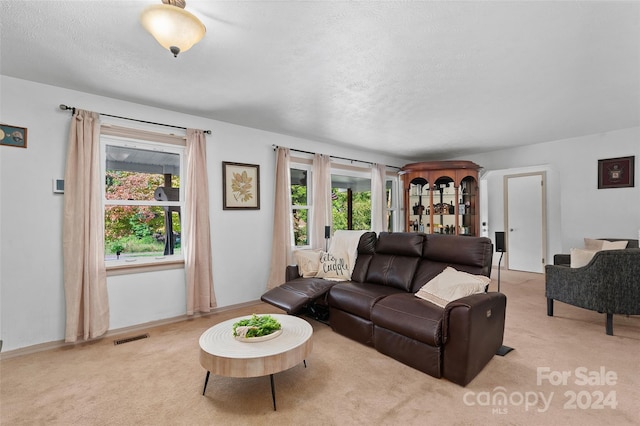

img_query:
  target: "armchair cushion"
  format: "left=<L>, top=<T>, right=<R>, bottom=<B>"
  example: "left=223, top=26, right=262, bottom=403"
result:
left=601, top=240, right=629, bottom=249
left=556, top=238, right=636, bottom=266
left=570, top=248, right=597, bottom=268
left=584, top=238, right=605, bottom=250
left=570, top=240, right=630, bottom=268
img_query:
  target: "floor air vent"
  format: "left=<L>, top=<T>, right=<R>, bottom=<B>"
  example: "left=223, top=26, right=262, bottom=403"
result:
left=114, top=333, right=149, bottom=346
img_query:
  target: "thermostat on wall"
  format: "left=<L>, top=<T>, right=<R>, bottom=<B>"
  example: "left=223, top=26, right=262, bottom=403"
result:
left=53, top=179, right=64, bottom=194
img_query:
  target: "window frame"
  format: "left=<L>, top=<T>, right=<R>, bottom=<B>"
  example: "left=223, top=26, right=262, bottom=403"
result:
left=330, top=165, right=373, bottom=232
left=100, top=131, right=186, bottom=273
left=385, top=173, right=400, bottom=232
left=289, top=157, right=401, bottom=246
left=290, top=162, right=312, bottom=249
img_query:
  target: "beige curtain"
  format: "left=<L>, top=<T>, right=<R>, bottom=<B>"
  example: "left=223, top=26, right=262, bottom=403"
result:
left=63, top=109, right=109, bottom=343
left=184, top=129, right=217, bottom=314
left=266, top=147, right=293, bottom=289
left=371, top=163, right=388, bottom=233
left=311, top=154, right=332, bottom=250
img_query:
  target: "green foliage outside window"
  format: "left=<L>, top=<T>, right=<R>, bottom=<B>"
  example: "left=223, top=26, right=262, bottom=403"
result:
left=105, top=171, right=181, bottom=255
left=331, top=189, right=371, bottom=231
left=291, top=183, right=308, bottom=246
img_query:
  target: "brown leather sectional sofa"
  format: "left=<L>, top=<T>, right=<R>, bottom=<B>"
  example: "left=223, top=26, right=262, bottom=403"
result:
left=261, top=232, right=506, bottom=386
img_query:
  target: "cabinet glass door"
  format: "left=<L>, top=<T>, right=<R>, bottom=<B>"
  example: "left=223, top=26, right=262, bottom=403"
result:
left=408, top=178, right=428, bottom=233
left=458, top=176, right=477, bottom=236
left=433, top=177, right=456, bottom=234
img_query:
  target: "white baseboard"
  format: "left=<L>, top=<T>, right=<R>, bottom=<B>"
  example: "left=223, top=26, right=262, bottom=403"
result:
left=0, top=300, right=263, bottom=360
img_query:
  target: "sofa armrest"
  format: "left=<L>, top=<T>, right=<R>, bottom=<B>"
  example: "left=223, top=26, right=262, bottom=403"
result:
left=442, top=292, right=507, bottom=386
left=553, top=253, right=571, bottom=266
left=286, top=265, right=301, bottom=282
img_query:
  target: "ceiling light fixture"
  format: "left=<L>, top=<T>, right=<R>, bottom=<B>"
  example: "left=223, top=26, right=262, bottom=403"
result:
left=140, top=0, right=206, bottom=58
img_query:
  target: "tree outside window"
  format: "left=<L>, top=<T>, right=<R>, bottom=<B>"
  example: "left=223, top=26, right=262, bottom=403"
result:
left=291, top=167, right=309, bottom=246
left=331, top=174, right=371, bottom=231
left=103, top=141, right=184, bottom=263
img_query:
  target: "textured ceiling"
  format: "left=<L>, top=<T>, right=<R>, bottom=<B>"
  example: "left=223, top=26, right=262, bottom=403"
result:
left=1, top=1, right=639, bottom=160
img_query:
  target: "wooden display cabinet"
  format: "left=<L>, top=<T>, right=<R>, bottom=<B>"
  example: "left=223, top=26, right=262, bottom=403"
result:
left=399, top=161, right=481, bottom=236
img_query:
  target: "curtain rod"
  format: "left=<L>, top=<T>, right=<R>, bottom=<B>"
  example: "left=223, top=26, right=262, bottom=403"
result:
left=59, top=104, right=212, bottom=134
left=272, top=145, right=401, bottom=170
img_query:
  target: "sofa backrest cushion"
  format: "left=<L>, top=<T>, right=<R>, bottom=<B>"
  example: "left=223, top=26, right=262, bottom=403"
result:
left=423, top=234, right=492, bottom=269
left=411, top=234, right=493, bottom=292
left=351, top=232, right=378, bottom=283
left=365, top=232, right=423, bottom=291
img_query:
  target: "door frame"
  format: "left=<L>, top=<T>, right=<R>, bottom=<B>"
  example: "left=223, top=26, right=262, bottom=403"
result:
left=503, top=171, right=547, bottom=271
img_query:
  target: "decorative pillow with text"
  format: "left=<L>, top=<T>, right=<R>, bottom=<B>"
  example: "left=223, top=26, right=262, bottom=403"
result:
left=315, top=251, right=351, bottom=281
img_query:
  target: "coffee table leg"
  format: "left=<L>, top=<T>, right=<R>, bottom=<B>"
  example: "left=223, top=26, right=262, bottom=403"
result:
left=270, top=374, right=276, bottom=411
left=202, top=371, right=210, bottom=395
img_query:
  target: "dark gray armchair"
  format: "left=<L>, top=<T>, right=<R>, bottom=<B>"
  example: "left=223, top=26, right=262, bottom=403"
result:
left=545, top=247, right=640, bottom=335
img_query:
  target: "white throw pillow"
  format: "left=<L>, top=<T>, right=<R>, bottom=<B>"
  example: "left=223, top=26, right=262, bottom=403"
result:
left=601, top=240, right=628, bottom=250
left=584, top=238, right=605, bottom=250
left=315, top=251, right=351, bottom=281
left=414, top=267, right=490, bottom=308
left=571, top=241, right=628, bottom=268
left=570, top=248, right=597, bottom=268
left=293, top=249, right=323, bottom=278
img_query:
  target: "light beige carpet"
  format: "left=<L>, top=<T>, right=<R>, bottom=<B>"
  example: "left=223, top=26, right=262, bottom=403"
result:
left=1, top=269, right=638, bottom=425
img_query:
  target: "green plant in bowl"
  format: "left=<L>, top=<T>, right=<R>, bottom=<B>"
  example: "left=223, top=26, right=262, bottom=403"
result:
left=232, top=314, right=282, bottom=338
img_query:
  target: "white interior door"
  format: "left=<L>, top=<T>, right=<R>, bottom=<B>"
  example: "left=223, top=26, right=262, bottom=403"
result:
left=505, top=173, right=545, bottom=273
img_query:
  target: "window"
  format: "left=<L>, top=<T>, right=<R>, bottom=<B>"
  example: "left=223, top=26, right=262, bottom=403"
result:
left=386, top=176, right=398, bottom=232
left=331, top=172, right=372, bottom=231
left=291, top=166, right=310, bottom=247
left=102, top=136, right=185, bottom=266
left=290, top=159, right=400, bottom=245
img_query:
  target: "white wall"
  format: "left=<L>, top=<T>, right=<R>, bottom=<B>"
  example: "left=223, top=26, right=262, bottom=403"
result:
left=457, top=128, right=640, bottom=259
left=0, top=76, right=407, bottom=352
left=3, top=75, right=638, bottom=352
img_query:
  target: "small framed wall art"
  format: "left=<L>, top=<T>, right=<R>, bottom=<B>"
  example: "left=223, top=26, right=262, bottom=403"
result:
left=0, top=124, right=27, bottom=148
left=598, top=156, right=635, bottom=189
left=222, top=161, right=260, bottom=210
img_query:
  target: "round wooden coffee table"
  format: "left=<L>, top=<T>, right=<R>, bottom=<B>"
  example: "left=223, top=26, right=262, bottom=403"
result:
left=199, top=314, right=313, bottom=410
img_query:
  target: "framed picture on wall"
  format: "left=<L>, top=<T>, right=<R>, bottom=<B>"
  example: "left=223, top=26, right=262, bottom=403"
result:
left=598, top=156, right=635, bottom=189
left=222, top=161, right=260, bottom=210
left=0, top=124, right=27, bottom=148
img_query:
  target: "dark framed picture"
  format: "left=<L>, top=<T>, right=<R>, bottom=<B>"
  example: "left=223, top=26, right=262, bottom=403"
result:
left=0, top=124, right=27, bottom=148
left=598, top=156, right=635, bottom=189
left=222, top=162, right=260, bottom=210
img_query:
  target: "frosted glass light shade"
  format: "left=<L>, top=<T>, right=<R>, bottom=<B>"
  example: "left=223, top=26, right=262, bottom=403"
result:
left=140, top=4, right=206, bottom=57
